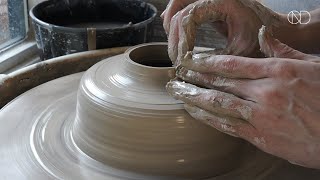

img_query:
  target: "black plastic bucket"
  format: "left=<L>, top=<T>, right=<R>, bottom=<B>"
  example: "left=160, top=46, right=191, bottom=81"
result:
left=30, top=0, right=157, bottom=60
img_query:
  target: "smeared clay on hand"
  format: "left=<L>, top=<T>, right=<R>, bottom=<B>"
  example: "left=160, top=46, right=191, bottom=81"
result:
left=166, top=80, right=254, bottom=120
left=166, top=0, right=286, bottom=66
left=167, top=26, right=320, bottom=169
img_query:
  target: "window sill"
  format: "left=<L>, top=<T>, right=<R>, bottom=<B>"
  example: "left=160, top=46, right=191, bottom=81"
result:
left=0, top=38, right=40, bottom=74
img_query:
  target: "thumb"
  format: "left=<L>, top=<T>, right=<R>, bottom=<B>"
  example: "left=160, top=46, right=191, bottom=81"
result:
left=258, top=25, right=317, bottom=60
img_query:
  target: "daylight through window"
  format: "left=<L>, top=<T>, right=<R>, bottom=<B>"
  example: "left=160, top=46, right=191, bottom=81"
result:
left=0, top=0, right=27, bottom=51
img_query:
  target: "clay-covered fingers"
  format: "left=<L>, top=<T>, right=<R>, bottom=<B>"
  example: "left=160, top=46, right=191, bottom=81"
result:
left=166, top=80, right=256, bottom=121
left=161, top=0, right=176, bottom=34
left=178, top=0, right=227, bottom=64
left=258, top=26, right=318, bottom=61
left=184, top=104, right=258, bottom=139
left=168, top=6, right=191, bottom=64
left=175, top=67, right=254, bottom=101
left=168, top=14, right=180, bottom=63
left=168, top=0, right=227, bottom=65
left=181, top=53, right=271, bottom=79
left=167, top=2, right=201, bottom=65
left=161, top=0, right=198, bottom=34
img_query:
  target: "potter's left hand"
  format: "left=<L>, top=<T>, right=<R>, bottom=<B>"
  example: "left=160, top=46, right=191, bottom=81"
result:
left=166, top=27, right=320, bottom=169
left=165, top=0, right=286, bottom=66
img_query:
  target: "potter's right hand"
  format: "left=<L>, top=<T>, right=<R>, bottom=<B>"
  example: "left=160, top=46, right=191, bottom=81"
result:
left=165, top=0, right=288, bottom=66
left=167, top=26, right=320, bottom=169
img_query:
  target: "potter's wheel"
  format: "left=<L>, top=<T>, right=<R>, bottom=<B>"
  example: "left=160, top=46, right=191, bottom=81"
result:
left=0, top=72, right=275, bottom=179
left=1, top=43, right=319, bottom=179
left=0, top=72, right=180, bottom=179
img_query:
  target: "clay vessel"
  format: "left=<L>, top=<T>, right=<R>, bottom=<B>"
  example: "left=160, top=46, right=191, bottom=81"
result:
left=72, top=43, right=244, bottom=178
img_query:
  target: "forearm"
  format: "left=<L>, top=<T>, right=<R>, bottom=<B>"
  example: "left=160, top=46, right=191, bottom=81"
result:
left=273, top=9, right=320, bottom=54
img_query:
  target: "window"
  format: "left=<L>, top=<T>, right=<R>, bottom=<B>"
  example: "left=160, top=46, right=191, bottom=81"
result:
left=0, top=0, right=27, bottom=51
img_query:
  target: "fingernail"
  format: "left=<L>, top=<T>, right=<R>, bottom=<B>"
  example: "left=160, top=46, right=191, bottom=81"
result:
left=178, top=52, right=192, bottom=68
left=184, top=51, right=193, bottom=60
left=160, top=11, right=165, bottom=18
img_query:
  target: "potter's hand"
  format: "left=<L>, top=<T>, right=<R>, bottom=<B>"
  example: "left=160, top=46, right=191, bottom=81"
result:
left=166, top=27, right=320, bottom=168
left=165, top=0, right=287, bottom=66
left=161, top=0, right=198, bottom=34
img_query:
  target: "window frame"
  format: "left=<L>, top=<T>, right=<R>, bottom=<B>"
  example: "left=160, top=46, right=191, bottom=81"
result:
left=0, top=0, right=39, bottom=74
left=0, top=0, right=29, bottom=52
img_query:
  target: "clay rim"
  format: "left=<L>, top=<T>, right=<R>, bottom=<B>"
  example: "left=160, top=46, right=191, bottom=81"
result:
left=124, top=42, right=174, bottom=70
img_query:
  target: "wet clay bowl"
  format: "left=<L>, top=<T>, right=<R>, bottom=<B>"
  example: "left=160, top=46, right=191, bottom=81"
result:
left=0, top=43, right=283, bottom=179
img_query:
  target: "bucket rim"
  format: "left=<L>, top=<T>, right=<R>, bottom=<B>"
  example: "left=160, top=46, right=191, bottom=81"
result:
left=29, top=0, right=158, bottom=32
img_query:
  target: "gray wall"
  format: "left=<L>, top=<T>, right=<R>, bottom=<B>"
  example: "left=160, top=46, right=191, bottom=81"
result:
left=261, top=0, right=320, bottom=13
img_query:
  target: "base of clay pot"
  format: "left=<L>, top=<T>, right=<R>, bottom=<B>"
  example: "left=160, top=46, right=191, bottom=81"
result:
left=0, top=72, right=282, bottom=179
left=72, top=43, right=246, bottom=178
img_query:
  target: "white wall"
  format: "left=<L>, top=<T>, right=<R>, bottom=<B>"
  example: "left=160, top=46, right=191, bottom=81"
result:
left=28, top=0, right=45, bottom=10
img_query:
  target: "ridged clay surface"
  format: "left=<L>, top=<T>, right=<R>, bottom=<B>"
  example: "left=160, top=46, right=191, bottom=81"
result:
left=72, top=43, right=244, bottom=178
left=0, top=43, right=288, bottom=179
